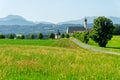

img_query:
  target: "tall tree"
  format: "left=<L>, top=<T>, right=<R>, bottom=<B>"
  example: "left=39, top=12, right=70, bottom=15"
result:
left=8, top=33, right=15, bottom=39
left=29, top=34, right=34, bottom=39
left=37, top=33, right=43, bottom=39
left=91, top=16, right=114, bottom=47
left=113, top=24, right=120, bottom=35
left=49, top=33, right=55, bottom=39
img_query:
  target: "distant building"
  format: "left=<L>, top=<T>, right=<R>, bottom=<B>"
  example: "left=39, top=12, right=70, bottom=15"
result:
left=55, top=30, right=61, bottom=39
left=84, top=18, right=87, bottom=30
left=66, top=18, right=88, bottom=34
left=66, top=26, right=86, bottom=34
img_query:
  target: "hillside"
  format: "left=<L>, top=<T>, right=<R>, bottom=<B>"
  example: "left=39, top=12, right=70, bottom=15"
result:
left=0, top=15, right=120, bottom=34
left=0, top=39, right=120, bottom=79
left=0, top=24, right=81, bottom=34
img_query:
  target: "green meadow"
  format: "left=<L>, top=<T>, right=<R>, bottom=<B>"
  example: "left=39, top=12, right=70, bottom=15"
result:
left=0, top=38, right=120, bottom=80
left=88, top=36, right=120, bottom=53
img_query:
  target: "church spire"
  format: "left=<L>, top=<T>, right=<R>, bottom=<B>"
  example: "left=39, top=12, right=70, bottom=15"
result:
left=84, top=18, right=87, bottom=31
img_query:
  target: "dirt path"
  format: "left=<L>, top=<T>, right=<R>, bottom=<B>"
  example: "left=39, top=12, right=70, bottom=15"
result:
left=71, top=38, right=120, bottom=55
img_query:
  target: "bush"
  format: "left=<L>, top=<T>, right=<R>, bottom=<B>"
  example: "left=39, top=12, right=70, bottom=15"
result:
left=113, top=24, right=120, bottom=35
left=16, top=34, right=25, bottom=39
left=73, top=31, right=89, bottom=44
left=21, top=34, right=25, bottom=39
left=8, top=33, right=14, bottom=39
left=73, top=32, right=80, bottom=39
left=49, top=33, right=55, bottom=39
left=61, top=34, right=65, bottom=38
left=81, top=32, right=89, bottom=43
left=0, top=34, right=5, bottom=39
left=29, top=34, right=34, bottom=39
left=37, top=33, right=43, bottom=39
left=66, top=34, right=70, bottom=38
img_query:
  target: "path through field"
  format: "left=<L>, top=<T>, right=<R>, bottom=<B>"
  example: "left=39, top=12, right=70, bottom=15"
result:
left=71, top=38, right=120, bottom=55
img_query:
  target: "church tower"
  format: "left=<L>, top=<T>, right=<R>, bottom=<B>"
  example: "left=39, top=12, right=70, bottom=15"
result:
left=84, top=18, right=87, bottom=30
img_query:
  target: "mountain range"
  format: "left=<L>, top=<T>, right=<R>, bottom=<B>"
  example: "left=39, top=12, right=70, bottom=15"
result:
left=58, top=16, right=120, bottom=24
left=0, top=15, right=120, bottom=34
left=0, top=15, right=120, bottom=25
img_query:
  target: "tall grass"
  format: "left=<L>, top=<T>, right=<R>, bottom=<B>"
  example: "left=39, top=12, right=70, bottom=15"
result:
left=0, top=39, right=79, bottom=49
left=0, top=39, right=120, bottom=79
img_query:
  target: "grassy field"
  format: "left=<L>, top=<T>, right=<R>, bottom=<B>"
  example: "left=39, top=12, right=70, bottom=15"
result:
left=0, top=39, right=79, bottom=49
left=0, top=39, right=120, bottom=79
left=88, top=36, right=120, bottom=53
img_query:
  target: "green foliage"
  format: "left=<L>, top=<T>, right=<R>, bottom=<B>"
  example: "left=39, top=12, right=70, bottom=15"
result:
left=88, top=36, right=120, bottom=53
left=0, top=34, right=5, bottom=39
left=113, top=24, right=120, bottom=35
left=91, top=16, right=114, bottom=47
left=29, top=34, right=34, bottom=39
left=73, top=32, right=89, bottom=43
left=49, top=33, right=55, bottom=39
left=16, top=34, right=25, bottom=39
left=21, top=34, right=25, bottom=39
left=66, top=34, right=70, bottom=38
left=37, top=33, right=43, bottom=39
left=81, top=32, right=89, bottom=43
left=61, top=33, right=65, bottom=38
left=8, top=33, right=15, bottom=39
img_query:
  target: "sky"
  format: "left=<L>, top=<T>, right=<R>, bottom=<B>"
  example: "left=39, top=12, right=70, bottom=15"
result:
left=0, top=0, right=120, bottom=23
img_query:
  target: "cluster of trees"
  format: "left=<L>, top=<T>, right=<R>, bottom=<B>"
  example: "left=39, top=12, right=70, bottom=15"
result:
left=0, top=34, right=5, bottom=39
left=73, top=32, right=89, bottom=43
left=0, top=33, right=70, bottom=39
left=73, top=16, right=114, bottom=47
left=0, top=33, right=44, bottom=39
left=113, top=24, right=120, bottom=35
left=49, top=33, right=70, bottom=39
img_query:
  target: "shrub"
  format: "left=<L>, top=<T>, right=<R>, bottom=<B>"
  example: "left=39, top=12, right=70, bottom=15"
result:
left=37, top=33, right=43, bottom=39
left=81, top=32, right=89, bottom=43
left=49, top=33, right=55, bottom=39
left=0, top=34, right=5, bottom=39
left=66, top=34, right=70, bottom=38
left=73, top=31, right=89, bottom=44
left=29, top=34, right=34, bottom=39
left=113, top=24, right=120, bottom=35
left=61, top=33, right=65, bottom=38
left=16, top=34, right=25, bottom=39
left=21, top=34, right=25, bottom=39
left=8, top=33, right=14, bottom=39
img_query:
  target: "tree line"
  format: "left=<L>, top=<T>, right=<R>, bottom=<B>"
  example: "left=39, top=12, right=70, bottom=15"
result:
left=0, top=33, right=70, bottom=39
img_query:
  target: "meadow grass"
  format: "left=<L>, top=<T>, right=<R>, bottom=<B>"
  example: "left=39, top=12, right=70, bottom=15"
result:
left=0, top=39, right=79, bottom=49
left=0, top=39, right=120, bottom=80
left=88, top=36, right=120, bottom=53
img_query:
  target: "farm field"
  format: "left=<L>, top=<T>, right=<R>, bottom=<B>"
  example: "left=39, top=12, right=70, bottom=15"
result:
left=88, top=36, right=120, bottom=53
left=0, top=39, right=120, bottom=79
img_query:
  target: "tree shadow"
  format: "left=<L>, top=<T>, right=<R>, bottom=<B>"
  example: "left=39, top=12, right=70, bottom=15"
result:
left=106, top=47, right=120, bottom=49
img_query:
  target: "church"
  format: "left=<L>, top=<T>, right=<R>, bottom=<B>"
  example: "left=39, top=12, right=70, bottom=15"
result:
left=66, top=18, right=87, bottom=34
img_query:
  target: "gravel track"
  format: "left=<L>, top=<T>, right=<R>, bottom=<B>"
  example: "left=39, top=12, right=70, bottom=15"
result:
left=71, top=38, right=120, bottom=55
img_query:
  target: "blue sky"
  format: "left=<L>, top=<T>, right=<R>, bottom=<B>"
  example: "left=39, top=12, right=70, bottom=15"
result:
left=0, top=0, right=120, bottom=23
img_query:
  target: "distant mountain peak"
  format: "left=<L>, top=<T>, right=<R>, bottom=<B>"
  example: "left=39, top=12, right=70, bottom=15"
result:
left=6, top=15, right=24, bottom=18
left=2, top=15, right=26, bottom=21
left=0, top=15, right=35, bottom=25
